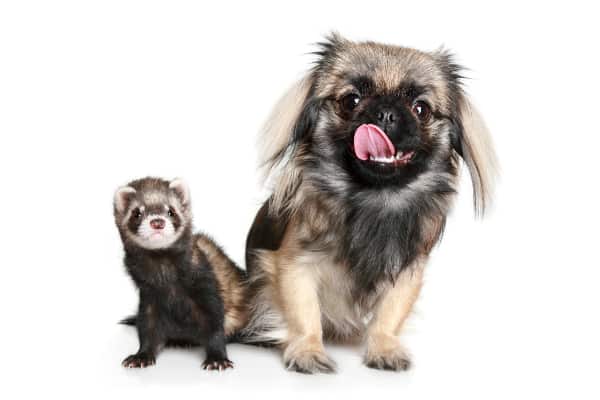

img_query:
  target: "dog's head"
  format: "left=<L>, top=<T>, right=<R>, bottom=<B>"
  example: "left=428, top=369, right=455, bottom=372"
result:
left=262, top=34, right=497, bottom=216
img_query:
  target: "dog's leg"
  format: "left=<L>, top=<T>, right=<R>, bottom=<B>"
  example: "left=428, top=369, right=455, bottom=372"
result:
left=278, top=261, right=336, bottom=373
left=364, top=259, right=425, bottom=371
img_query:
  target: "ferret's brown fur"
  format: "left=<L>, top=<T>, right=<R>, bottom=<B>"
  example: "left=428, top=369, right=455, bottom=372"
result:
left=193, top=234, right=249, bottom=337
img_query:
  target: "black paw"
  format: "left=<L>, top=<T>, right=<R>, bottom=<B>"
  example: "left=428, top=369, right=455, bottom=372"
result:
left=202, top=357, right=234, bottom=371
left=122, top=352, right=156, bottom=368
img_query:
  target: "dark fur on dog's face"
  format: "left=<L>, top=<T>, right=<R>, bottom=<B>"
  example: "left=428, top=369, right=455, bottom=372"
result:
left=303, top=36, right=463, bottom=189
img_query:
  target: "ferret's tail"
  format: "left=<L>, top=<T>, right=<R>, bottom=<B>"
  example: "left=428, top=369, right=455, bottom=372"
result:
left=118, top=314, right=249, bottom=345
left=119, top=315, right=137, bottom=326
left=193, top=233, right=250, bottom=337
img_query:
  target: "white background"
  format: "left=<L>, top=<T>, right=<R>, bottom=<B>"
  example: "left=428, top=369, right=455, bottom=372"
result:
left=1, top=1, right=598, bottom=398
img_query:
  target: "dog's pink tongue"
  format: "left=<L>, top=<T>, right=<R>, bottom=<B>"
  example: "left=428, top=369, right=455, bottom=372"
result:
left=353, top=124, right=395, bottom=160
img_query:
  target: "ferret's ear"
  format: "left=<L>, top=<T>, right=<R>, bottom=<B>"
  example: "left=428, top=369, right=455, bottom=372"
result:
left=169, top=178, right=190, bottom=206
left=455, top=94, right=499, bottom=217
left=114, top=186, right=136, bottom=214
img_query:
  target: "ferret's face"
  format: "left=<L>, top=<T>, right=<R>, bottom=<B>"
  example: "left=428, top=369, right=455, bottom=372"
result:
left=114, top=178, right=191, bottom=250
left=125, top=202, right=183, bottom=249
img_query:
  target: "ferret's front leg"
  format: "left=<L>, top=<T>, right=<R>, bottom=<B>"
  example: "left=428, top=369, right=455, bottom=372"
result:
left=191, top=282, right=233, bottom=371
left=122, top=297, right=164, bottom=368
left=202, top=328, right=233, bottom=371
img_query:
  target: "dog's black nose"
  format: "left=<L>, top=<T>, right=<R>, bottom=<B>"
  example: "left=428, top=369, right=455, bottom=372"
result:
left=150, top=218, right=165, bottom=230
left=376, top=109, right=396, bottom=124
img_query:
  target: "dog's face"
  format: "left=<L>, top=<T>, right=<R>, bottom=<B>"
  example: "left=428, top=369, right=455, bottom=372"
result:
left=306, top=38, right=462, bottom=187
left=264, top=34, right=496, bottom=215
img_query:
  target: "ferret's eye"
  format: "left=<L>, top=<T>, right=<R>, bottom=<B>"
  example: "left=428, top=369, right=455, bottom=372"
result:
left=133, top=209, right=142, bottom=219
left=167, top=208, right=174, bottom=217
left=412, top=101, right=431, bottom=122
left=340, top=93, right=361, bottom=113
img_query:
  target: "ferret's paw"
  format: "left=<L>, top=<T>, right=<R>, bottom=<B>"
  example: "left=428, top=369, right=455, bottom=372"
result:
left=364, top=334, right=411, bottom=371
left=122, top=352, right=156, bottom=368
left=202, top=357, right=234, bottom=371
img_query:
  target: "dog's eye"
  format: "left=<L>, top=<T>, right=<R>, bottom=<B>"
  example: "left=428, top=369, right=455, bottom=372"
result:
left=340, top=93, right=361, bottom=112
left=412, top=101, right=431, bottom=122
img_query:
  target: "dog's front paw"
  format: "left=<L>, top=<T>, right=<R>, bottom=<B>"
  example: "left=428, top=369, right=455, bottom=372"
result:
left=202, top=357, right=234, bottom=371
left=364, top=334, right=411, bottom=371
left=283, top=336, right=336, bottom=374
left=122, top=352, right=156, bottom=368
left=285, top=350, right=337, bottom=374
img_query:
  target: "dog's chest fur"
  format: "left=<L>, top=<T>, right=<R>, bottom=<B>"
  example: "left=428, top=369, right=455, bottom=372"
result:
left=296, top=180, right=451, bottom=295
left=304, top=252, right=378, bottom=340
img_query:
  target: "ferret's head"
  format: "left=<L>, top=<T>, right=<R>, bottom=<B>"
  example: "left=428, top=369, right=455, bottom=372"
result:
left=113, top=177, right=192, bottom=250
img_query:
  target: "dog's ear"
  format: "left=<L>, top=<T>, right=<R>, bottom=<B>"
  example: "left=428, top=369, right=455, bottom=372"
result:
left=259, top=75, right=320, bottom=215
left=455, top=94, right=499, bottom=218
left=259, top=33, right=347, bottom=215
left=259, top=77, right=313, bottom=169
left=260, top=32, right=347, bottom=172
left=434, top=49, right=498, bottom=217
left=291, top=96, right=321, bottom=144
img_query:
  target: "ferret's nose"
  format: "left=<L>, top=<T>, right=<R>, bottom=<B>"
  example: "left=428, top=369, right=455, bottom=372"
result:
left=150, top=218, right=165, bottom=230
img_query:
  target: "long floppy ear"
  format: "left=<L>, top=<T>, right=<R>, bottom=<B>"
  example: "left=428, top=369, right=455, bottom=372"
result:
left=259, top=76, right=313, bottom=171
left=456, top=94, right=499, bottom=217
left=433, top=49, right=498, bottom=217
left=259, top=33, right=346, bottom=215
left=259, top=76, right=319, bottom=214
left=114, top=186, right=136, bottom=214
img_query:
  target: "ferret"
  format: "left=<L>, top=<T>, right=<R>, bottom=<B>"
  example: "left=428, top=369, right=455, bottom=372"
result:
left=113, top=177, right=248, bottom=370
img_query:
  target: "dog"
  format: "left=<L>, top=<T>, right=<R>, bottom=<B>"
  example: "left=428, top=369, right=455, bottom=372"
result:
left=241, top=33, right=498, bottom=373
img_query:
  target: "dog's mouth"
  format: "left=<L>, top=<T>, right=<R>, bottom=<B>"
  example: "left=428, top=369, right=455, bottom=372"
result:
left=353, top=124, right=415, bottom=167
